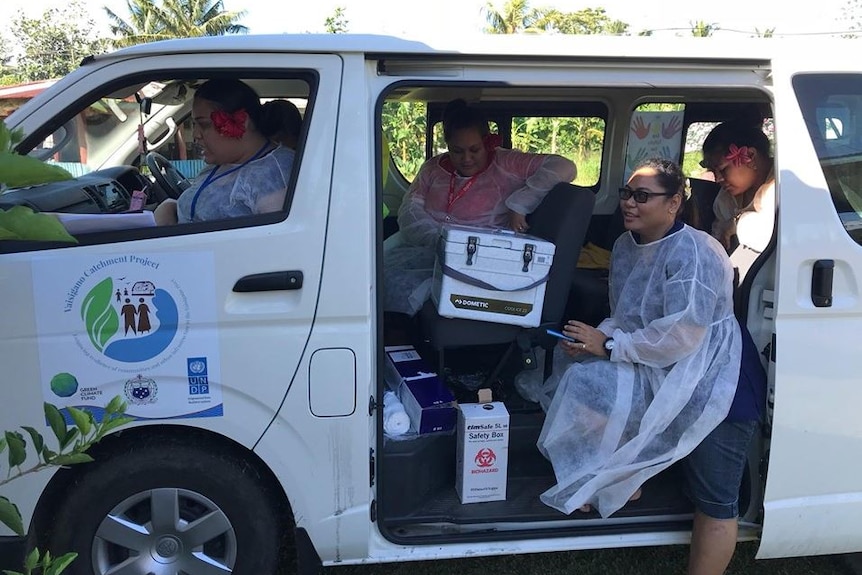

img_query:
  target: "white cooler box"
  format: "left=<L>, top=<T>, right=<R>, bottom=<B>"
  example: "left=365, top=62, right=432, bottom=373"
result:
left=431, top=224, right=555, bottom=327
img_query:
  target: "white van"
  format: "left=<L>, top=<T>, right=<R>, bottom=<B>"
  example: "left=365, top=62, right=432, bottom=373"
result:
left=1, top=33, right=861, bottom=575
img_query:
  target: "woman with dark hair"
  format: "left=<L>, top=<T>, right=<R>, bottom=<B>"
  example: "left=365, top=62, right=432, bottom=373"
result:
left=538, top=158, right=751, bottom=574
left=700, top=119, right=775, bottom=256
left=385, top=98, right=576, bottom=316
left=265, top=99, right=303, bottom=149
left=155, top=79, right=295, bottom=224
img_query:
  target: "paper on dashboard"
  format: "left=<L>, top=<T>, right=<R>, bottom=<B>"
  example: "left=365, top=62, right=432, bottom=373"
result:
left=49, top=211, right=156, bottom=234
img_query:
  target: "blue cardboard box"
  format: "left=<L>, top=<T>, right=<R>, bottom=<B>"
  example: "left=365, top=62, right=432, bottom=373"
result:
left=384, top=345, right=457, bottom=434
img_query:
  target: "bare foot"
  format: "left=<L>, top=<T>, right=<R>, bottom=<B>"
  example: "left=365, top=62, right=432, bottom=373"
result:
left=579, top=503, right=592, bottom=513
left=628, top=488, right=642, bottom=503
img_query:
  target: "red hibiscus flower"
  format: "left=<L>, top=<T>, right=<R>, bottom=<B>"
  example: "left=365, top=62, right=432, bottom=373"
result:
left=211, top=109, right=248, bottom=139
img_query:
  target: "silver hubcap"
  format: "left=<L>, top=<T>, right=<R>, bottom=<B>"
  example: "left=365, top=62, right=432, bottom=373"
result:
left=92, top=488, right=237, bottom=575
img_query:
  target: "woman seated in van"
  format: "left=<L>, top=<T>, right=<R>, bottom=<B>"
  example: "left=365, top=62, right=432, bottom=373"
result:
left=154, top=79, right=296, bottom=225
left=538, top=159, right=754, bottom=573
left=384, top=98, right=576, bottom=316
left=700, top=119, right=775, bottom=256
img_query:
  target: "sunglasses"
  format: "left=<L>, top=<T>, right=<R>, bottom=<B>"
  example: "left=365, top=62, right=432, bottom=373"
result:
left=618, top=187, right=675, bottom=204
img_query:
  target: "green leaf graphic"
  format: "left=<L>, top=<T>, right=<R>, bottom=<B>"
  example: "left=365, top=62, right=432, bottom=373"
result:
left=80, top=278, right=119, bottom=352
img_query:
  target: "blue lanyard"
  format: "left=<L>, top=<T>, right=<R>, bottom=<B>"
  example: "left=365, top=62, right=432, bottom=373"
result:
left=189, top=142, right=271, bottom=220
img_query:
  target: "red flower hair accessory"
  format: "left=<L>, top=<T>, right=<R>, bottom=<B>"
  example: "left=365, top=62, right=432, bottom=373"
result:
left=211, top=109, right=248, bottom=139
left=725, top=143, right=754, bottom=167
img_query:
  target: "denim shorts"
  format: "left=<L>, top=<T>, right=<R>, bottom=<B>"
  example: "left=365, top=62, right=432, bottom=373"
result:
left=683, top=419, right=759, bottom=520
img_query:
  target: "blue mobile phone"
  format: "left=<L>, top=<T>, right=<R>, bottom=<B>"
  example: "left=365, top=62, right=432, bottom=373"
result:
left=546, top=328, right=577, bottom=343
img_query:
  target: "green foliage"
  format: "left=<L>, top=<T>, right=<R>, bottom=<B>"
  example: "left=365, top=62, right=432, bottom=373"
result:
left=382, top=101, right=428, bottom=181
left=8, top=1, right=109, bottom=82
left=3, top=548, right=76, bottom=575
left=0, top=397, right=132, bottom=575
left=483, top=1, right=632, bottom=35
left=538, top=7, right=629, bottom=35
left=690, top=20, right=719, bottom=37
left=483, top=0, right=546, bottom=34
left=325, top=7, right=350, bottom=34
left=106, top=0, right=248, bottom=49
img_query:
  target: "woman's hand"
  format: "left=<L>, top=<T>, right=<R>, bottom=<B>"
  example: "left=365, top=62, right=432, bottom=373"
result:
left=509, top=210, right=529, bottom=233
left=560, top=320, right=608, bottom=358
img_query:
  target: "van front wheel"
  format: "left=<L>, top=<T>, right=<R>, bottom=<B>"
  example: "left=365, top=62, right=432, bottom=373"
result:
left=46, top=438, right=287, bottom=575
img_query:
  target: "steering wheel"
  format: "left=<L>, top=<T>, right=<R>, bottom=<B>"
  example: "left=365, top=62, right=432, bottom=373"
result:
left=146, top=152, right=192, bottom=200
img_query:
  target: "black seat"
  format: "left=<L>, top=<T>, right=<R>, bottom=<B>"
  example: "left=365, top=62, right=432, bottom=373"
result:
left=688, top=177, right=721, bottom=233
left=419, top=182, right=595, bottom=386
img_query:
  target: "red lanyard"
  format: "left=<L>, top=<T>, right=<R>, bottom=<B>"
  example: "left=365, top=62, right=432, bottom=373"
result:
left=447, top=172, right=481, bottom=213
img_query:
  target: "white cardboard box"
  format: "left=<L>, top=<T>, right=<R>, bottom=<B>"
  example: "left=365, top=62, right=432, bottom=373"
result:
left=431, top=224, right=555, bottom=327
left=383, top=345, right=457, bottom=434
left=455, top=401, right=510, bottom=504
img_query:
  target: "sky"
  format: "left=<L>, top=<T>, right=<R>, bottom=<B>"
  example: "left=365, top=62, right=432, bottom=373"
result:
left=0, top=0, right=856, bottom=40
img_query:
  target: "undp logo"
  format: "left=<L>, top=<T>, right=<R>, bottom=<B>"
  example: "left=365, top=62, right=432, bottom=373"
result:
left=474, top=447, right=496, bottom=468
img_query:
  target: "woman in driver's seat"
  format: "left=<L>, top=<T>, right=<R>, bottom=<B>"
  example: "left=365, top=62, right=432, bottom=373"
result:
left=154, top=79, right=295, bottom=224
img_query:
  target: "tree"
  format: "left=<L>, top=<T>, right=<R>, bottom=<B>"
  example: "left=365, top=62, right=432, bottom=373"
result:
left=690, top=20, right=719, bottom=37
left=8, top=2, right=109, bottom=82
left=754, top=28, right=775, bottom=38
left=0, top=36, right=16, bottom=85
left=105, top=0, right=248, bottom=48
left=483, top=0, right=545, bottom=34
left=538, top=7, right=628, bottom=35
left=324, top=6, right=349, bottom=34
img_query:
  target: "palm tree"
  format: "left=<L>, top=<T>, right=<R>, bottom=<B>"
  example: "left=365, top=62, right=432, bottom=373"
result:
left=483, top=0, right=544, bottom=34
left=106, top=0, right=247, bottom=48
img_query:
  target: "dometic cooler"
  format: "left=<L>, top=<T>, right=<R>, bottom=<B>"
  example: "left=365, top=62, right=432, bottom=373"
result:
left=431, top=225, right=555, bottom=327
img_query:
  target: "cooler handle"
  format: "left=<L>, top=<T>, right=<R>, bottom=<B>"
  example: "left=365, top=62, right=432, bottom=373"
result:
left=438, top=262, right=549, bottom=292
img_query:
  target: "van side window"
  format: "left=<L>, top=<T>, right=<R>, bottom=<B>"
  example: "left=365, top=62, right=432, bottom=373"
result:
left=794, top=73, right=862, bottom=244
left=431, top=110, right=604, bottom=188
left=1, top=74, right=313, bottom=252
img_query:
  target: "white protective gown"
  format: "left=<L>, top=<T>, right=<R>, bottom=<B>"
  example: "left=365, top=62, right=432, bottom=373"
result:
left=537, top=224, right=741, bottom=517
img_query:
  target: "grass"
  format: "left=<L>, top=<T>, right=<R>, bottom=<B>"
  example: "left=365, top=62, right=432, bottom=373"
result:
left=329, top=541, right=853, bottom=575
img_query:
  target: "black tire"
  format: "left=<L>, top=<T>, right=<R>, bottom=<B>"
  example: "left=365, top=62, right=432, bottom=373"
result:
left=47, top=435, right=287, bottom=575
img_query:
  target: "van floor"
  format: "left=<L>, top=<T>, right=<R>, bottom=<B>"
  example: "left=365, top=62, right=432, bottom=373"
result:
left=379, top=343, right=697, bottom=536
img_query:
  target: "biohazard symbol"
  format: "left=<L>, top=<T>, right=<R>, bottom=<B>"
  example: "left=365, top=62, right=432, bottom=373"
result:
left=474, top=447, right=496, bottom=468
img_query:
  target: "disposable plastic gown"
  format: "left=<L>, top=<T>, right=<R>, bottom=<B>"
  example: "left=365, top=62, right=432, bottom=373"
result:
left=537, top=225, right=741, bottom=517
left=177, top=146, right=295, bottom=223
left=384, top=148, right=576, bottom=315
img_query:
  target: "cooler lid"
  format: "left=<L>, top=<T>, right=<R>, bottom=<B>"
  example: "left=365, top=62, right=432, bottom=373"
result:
left=440, top=224, right=555, bottom=256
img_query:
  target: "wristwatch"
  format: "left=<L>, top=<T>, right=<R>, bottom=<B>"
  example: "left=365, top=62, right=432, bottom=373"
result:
left=603, top=337, right=615, bottom=358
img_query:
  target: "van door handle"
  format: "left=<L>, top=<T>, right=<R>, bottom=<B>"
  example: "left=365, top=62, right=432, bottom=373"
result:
left=233, top=271, right=303, bottom=292
left=811, top=259, right=834, bottom=308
